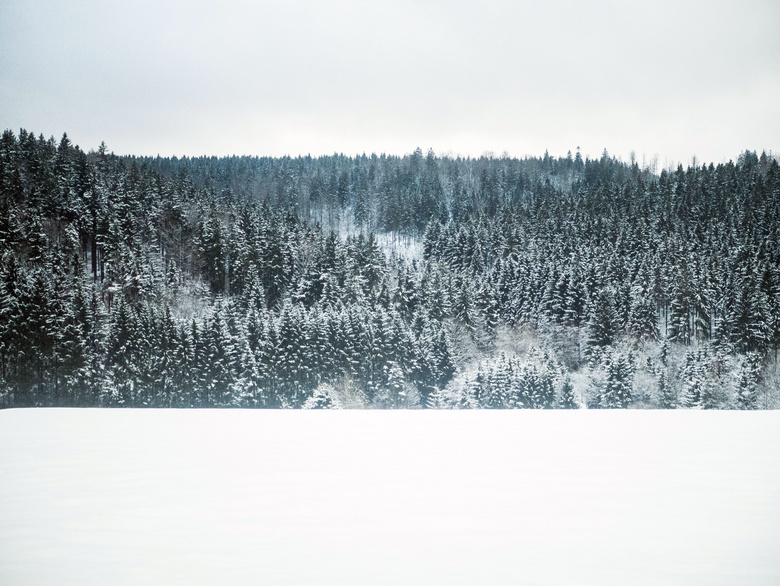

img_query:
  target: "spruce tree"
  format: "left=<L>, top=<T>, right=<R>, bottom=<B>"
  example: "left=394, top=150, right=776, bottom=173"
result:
left=557, top=376, right=578, bottom=409
left=587, top=288, right=619, bottom=358
left=735, top=353, right=760, bottom=410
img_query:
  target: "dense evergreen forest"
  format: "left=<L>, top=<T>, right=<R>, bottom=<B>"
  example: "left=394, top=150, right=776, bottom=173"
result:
left=1, top=129, right=779, bottom=409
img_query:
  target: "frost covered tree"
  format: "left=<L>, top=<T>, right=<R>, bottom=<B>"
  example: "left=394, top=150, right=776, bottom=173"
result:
left=598, top=352, right=634, bottom=409
left=678, top=350, right=704, bottom=409
left=657, top=370, right=675, bottom=409
left=556, top=376, right=578, bottom=409
left=735, top=354, right=761, bottom=410
left=587, top=288, right=619, bottom=357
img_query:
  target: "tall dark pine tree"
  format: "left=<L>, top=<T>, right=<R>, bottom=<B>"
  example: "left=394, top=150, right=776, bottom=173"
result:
left=668, top=265, right=692, bottom=345
left=729, top=264, right=771, bottom=355
left=735, top=353, right=760, bottom=410
left=598, top=352, right=633, bottom=409
left=587, top=288, right=619, bottom=358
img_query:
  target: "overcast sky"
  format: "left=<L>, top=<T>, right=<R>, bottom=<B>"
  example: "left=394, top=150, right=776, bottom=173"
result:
left=2, top=0, right=779, bottom=165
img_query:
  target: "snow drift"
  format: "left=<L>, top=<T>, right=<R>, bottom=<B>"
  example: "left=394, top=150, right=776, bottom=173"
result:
left=1, top=409, right=779, bottom=585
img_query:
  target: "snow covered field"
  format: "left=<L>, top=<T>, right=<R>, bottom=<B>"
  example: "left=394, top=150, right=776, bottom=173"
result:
left=1, top=409, right=779, bottom=585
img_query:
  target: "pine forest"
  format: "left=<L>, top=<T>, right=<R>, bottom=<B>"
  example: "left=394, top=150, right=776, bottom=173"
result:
left=1, top=129, right=779, bottom=410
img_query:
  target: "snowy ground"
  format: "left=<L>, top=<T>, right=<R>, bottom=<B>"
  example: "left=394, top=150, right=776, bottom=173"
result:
left=1, top=409, right=779, bottom=586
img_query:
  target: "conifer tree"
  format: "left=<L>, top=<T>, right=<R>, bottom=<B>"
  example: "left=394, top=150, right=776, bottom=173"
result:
left=598, top=352, right=633, bottom=408
left=668, top=265, right=692, bottom=345
left=557, top=376, right=578, bottom=409
left=587, top=288, right=619, bottom=357
left=679, top=350, right=704, bottom=409
left=657, top=370, right=675, bottom=409
left=735, top=353, right=760, bottom=410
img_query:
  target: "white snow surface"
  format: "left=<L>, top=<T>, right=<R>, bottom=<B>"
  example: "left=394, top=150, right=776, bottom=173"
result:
left=1, top=409, right=779, bottom=585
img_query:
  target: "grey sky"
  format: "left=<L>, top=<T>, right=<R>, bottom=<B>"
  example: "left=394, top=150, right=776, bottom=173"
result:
left=2, top=0, right=778, bottom=165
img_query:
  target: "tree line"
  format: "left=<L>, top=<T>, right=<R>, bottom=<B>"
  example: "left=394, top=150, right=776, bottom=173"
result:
left=1, top=129, right=778, bottom=408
